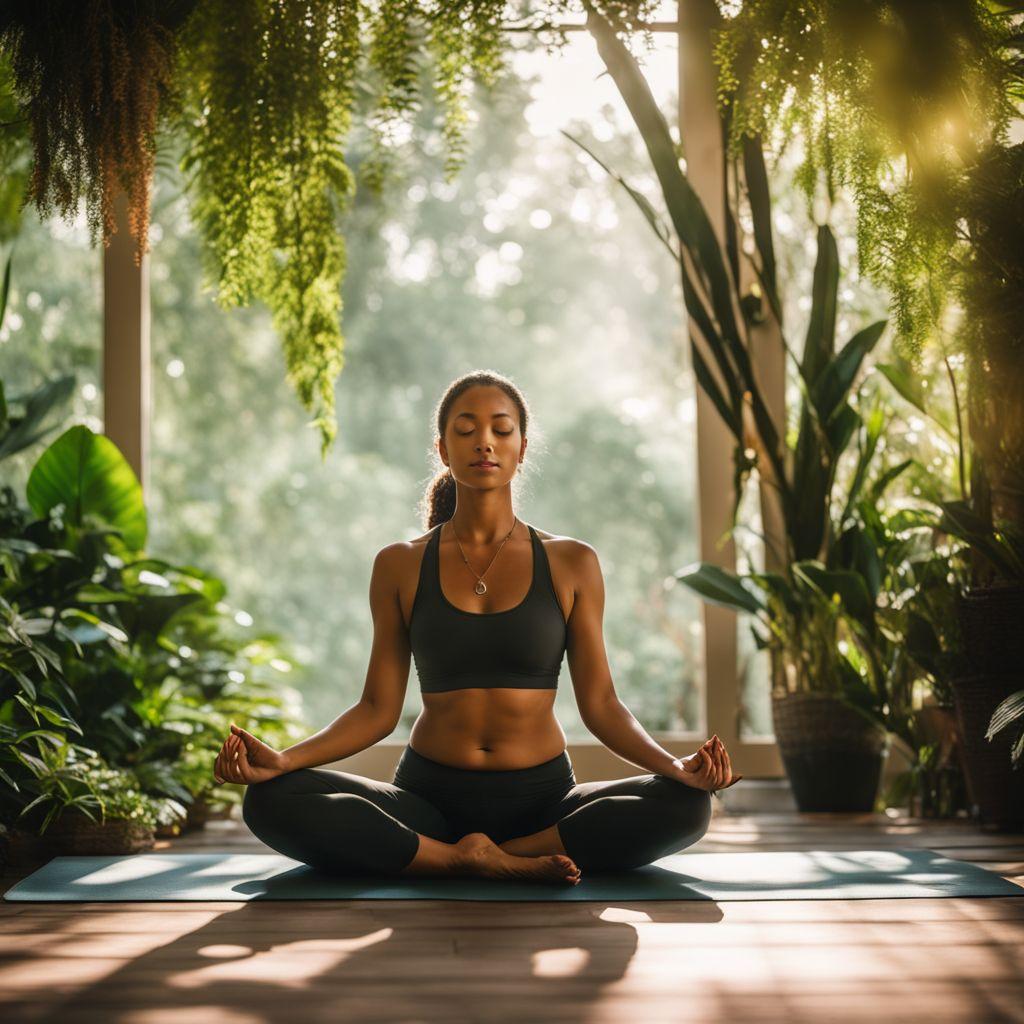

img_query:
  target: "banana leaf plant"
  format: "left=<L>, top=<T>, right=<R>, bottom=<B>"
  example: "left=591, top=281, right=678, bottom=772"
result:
left=577, top=8, right=896, bottom=729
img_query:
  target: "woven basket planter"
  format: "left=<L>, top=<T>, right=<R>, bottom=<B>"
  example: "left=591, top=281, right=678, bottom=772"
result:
left=909, top=705, right=971, bottom=819
left=955, top=582, right=1024, bottom=676
left=183, top=796, right=212, bottom=831
left=5, top=813, right=155, bottom=871
left=771, top=691, right=890, bottom=812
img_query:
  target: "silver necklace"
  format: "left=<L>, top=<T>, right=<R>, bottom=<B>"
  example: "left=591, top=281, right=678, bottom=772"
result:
left=449, top=516, right=519, bottom=595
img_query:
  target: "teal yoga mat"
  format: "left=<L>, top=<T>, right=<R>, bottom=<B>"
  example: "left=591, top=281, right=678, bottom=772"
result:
left=4, top=848, right=1022, bottom=902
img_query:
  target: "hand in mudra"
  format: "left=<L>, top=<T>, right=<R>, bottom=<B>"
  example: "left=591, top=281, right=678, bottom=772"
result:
left=672, top=734, right=743, bottom=793
left=213, top=724, right=288, bottom=786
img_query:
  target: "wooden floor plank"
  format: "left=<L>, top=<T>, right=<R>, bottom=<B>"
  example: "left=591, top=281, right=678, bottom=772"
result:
left=1, top=808, right=1022, bottom=1023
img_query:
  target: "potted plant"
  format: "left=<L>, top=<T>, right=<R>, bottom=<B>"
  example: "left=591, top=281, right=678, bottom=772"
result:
left=929, top=141, right=1024, bottom=830
left=663, top=221, right=899, bottom=812
left=562, top=15, right=908, bottom=811
left=5, top=745, right=184, bottom=869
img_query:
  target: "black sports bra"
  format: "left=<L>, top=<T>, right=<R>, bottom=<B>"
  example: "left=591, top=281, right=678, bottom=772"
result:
left=408, top=522, right=568, bottom=694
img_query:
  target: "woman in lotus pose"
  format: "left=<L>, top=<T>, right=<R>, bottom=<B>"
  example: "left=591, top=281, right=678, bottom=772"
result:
left=216, top=370, right=742, bottom=884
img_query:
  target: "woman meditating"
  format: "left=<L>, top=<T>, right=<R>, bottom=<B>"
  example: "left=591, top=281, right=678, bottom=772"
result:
left=216, top=370, right=742, bottom=884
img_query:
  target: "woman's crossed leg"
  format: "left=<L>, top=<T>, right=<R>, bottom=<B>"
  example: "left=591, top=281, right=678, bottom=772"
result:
left=241, top=767, right=582, bottom=882
left=500, top=773, right=714, bottom=871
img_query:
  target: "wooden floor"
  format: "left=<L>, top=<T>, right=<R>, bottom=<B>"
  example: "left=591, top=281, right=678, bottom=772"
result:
left=1, top=804, right=1022, bottom=1024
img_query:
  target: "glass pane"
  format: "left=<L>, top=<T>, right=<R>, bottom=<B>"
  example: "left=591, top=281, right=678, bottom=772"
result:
left=0, top=208, right=102, bottom=490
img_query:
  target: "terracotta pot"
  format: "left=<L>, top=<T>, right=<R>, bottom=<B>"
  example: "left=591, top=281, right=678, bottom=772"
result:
left=183, top=796, right=211, bottom=831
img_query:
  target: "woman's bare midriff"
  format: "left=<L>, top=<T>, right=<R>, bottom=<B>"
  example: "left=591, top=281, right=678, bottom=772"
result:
left=400, top=525, right=573, bottom=771
left=408, top=688, right=567, bottom=770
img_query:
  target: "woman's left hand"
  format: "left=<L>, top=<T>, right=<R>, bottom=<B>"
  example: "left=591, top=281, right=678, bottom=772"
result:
left=670, top=734, right=743, bottom=793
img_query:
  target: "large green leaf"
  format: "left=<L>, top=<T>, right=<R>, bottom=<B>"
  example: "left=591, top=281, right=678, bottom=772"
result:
left=802, top=224, right=839, bottom=385
left=747, top=569, right=799, bottom=615
left=0, top=246, right=10, bottom=332
left=814, top=320, right=887, bottom=423
left=938, top=499, right=1024, bottom=579
left=742, top=133, right=778, bottom=320
left=790, top=225, right=844, bottom=559
left=838, top=400, right=885, bottom=525
left=874, top=356, right=956, bottom=439
left=673, top=561, right=766, bottom=615
left=867, top=457, right=914, bottom=506
left=26, top=425, right=147, bottom=551
left=829, top=524, right=883, bottom=601
left=117, top=592, right=207, bottom=643
left=904, top=610, right=944, bottom=681
left=824, top=403, right=862, bottom=463
left=122, top=558, right=228, bottom=603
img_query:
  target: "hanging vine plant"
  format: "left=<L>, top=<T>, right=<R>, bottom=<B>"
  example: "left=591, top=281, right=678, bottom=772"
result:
left=0, top=52, right=31, bottom=245
left=174, top=0, right=362, bottom=454
left=0, top=0, right=661, bottom=453
left=171, top=0, right=510, bottom=454
left=712, top=0, right=1018, bottom=358
left=0, top=0, right=198, bottom=265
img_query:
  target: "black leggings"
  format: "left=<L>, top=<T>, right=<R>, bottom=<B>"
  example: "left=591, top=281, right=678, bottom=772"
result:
left=241, top=744, right=712, bottom=875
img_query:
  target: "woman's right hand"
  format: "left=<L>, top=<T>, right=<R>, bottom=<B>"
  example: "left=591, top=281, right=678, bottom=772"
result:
left=213, top=723, right=289, bottom=786
left=670, top=734, right=743, bottom=793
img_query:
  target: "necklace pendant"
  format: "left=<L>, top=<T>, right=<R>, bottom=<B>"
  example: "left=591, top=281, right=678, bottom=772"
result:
left=474, top=580, right=488, bottom=595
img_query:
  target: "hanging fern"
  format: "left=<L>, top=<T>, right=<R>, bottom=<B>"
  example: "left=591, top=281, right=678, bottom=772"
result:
left=0, top=0, right=666, bottom=453
left=0, top=0, right=197, bottom=265
left=173, top=0, right=520, bottom=453
left=362, top=0, right=425, bottom=196
left=176, top=0, right=360, bottom=455
left=427, top=2, right=508, bottom=182
left=713, top=0, right=1017, bottom=360
left=0, top=52, right=31, bottom=244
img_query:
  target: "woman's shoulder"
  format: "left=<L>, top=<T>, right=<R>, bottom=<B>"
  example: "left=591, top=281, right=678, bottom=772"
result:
left=532, top=525, right=593, bottom=553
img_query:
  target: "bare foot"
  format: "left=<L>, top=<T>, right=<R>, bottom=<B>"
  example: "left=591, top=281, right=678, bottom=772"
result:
left=454, top=832, right=581, bottom=885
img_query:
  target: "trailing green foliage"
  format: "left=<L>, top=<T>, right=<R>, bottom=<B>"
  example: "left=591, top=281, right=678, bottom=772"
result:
left=175, top=0, right=361, bottom=456
left=0, top=52, right=30, bottom=245
left=713, top=0, right=1019, bottom=358
left=170, top=0, right=517, bottom=454
left=0, top=1, right=672, bottom=453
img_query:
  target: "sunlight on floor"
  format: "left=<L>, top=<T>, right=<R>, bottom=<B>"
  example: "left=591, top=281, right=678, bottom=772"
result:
left=532, top=946, right=592, bottom=977
left=172, top=929, right=394, bottom=989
